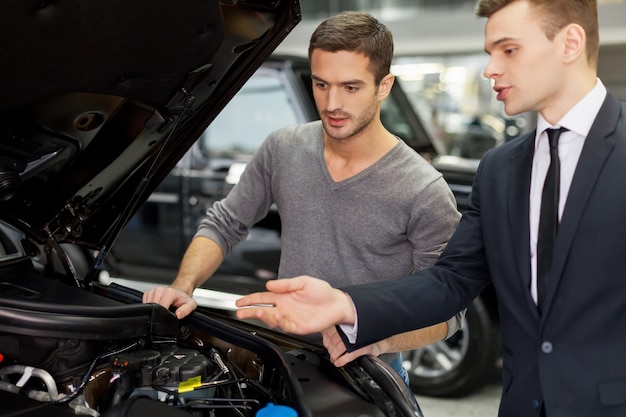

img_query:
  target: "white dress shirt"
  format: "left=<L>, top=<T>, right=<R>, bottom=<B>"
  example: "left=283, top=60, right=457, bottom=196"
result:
left=529, top=79, right=607, bottom=304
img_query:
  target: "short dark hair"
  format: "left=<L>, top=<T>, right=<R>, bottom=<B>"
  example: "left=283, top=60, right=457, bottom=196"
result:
left=308, top=11, right=394, bottom=84
left=475, top=0, right=599, bottom=65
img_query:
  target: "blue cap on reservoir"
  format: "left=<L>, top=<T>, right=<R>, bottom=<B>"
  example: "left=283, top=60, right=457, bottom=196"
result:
left=256, top=403, right=298, bottom=417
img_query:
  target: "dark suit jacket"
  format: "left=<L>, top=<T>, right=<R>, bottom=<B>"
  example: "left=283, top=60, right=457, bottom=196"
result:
left=343, top=92, right=626, bottom=417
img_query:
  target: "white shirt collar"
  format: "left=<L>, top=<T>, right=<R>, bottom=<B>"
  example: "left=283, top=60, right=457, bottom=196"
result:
left=535, top=78, right=607, bottom=145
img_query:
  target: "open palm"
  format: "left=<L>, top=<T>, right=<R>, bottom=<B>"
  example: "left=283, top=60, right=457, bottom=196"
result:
left=235, top=275, right=354, bottom=334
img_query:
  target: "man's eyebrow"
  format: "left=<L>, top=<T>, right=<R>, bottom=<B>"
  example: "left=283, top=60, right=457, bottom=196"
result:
left=484, top=36, right=520, bottom=54
left=311, top=74, right=365, bottom=85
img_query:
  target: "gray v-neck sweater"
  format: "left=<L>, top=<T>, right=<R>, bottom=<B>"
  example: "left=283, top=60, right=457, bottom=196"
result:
left=197, top=121, right=462, bottom=336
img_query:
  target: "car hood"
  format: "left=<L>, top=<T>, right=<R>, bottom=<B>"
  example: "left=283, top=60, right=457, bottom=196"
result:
left=0, top=0, right=300, bottom=249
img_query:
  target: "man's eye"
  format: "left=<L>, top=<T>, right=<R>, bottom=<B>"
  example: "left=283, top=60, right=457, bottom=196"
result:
left=346, top=86, right=359, bottom=92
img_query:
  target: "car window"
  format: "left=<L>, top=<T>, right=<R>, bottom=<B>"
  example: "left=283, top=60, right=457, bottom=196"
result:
left=380, top=95, right=413, bottom=142
left=199, top=72, right=299, bottom=158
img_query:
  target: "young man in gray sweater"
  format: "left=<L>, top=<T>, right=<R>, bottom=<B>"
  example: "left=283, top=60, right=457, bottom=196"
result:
left=144, top=11, right=462, bottom=384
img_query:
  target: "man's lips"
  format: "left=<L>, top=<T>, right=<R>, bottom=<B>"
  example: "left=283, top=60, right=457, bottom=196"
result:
left=326, top=115, right=348, bottom=127
left=494, top=86, right=510, bottom=101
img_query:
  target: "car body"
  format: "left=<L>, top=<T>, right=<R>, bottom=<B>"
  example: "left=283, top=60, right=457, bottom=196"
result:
left=0, top=1, right=425, bottom=416
left=104, top=55, right=501, bottom=398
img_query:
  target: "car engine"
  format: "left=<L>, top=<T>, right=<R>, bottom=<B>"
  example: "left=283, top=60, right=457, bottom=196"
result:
left=0, top=267, right=306, bottom=417
left=0, top=243, right=417, bottom=417
left=0, top=335, right=288, bottom=417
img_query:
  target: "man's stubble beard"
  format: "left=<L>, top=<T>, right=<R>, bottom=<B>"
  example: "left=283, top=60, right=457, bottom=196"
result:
left=321, top=96, right=379, bottom=142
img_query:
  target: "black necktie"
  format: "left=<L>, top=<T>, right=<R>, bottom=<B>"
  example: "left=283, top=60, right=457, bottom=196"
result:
left=537, top=127, right=567, bottom=309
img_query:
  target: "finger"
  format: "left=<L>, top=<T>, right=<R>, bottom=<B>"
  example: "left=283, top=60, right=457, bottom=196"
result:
left=333, top=348, right=366, bottom=367
left=333, top=352, right=356, bottom=367
left=322, top=331, right=332, bottom=350
left=236, top=306, right=267, bottom=321
left=322, top=334, right=336, bottom=352
left=328, top=328, right=341, bottom=343
left=322, top=328, right=341, bottom=350
left=236, top=307, right=281, bottom=329
left=252, top=308, right=304, bottom=334
left=329, top=345, right=347, bottom=362
left=265, top=277, right=306, bottom=293
left=154, top=289, right=179, bottom=309
left=144, top=287, right=171, bottom=306
left=235, top=292, right=278, bottom=308
left=174, top=298, right=197, bottom=319
left=327, top=339, right=348, bottom=362
left=142, top=287, right=163, bottom=303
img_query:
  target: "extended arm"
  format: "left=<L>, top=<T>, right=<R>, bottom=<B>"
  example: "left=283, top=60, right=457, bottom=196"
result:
left=323, top=322, right=447, bottom=367
left=143, top=136, right=279, bottom=318
left=143, top=236, right=224, bottom=318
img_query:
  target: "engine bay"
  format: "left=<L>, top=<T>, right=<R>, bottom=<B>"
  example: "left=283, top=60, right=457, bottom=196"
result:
left=0, top=256, right=411, bottom=417
left=0, top=337, right=291, bottom=417
left=0, top=263, right=307, bottom=417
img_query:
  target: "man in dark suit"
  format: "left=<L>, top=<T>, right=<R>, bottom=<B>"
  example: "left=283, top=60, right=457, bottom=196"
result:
left=236, top=0, right=626, bottom=416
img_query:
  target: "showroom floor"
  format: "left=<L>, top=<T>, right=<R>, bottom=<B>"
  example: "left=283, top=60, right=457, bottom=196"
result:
left=414, top=364, right=502, bottom=417
left=416, top=383, right=501, bottom=417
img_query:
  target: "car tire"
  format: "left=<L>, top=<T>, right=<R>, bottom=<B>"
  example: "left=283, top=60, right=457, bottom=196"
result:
left=403, top=296, right=500, bottom=397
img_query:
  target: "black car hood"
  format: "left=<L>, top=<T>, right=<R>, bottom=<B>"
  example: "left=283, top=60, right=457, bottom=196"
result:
left=0, top=0, right=300, bottom=248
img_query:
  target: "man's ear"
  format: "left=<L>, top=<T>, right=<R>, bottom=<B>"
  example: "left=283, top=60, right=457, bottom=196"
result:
left=562, top=23, right=586, bottom=64
left=378, top=73, right=395, bottom=100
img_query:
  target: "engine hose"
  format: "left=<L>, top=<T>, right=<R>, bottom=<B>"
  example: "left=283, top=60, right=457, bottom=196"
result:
left=0, top=365, right=60, bottom=399
left=50, top=339, right=144, bottom=405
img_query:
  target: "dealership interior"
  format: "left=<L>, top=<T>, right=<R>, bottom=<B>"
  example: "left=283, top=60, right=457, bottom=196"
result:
left=4, top=2, right=625, bottom=417
left=275, top=0, right=626, bottom=154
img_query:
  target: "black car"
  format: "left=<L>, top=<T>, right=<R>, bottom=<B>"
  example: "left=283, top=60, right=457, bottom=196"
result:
left=0, top=2, right=425, bottom=417
left=104, top=55, right=501, bottom=397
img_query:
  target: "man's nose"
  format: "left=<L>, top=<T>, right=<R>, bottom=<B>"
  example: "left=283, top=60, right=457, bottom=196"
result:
left=483, top=56, right=500, bottom=80
left=325, top=87, right=342, bottom=111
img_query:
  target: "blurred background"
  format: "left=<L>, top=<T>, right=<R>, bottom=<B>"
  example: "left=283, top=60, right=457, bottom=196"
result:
left=275, top=0, right=626, bottom=155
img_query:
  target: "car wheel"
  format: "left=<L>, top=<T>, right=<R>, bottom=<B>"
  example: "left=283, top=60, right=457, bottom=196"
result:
left=403, top=296, right=500, bottom=397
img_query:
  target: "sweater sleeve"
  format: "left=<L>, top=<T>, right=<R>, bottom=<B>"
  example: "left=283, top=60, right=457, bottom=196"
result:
left=407, top=174, right=460, bottom=272
left=195, top=133, right=277, bottom=255
left=407, top=168, right=464, bottom=340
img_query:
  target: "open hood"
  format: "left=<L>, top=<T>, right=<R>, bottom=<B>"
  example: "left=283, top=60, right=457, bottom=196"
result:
left=0, top=0, right=301, bottom=249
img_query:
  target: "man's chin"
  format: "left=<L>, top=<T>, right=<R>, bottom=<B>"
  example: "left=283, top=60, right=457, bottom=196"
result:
left=323, top=124, right=353, bottom=141
left=502, top=103, right=526, bottom=117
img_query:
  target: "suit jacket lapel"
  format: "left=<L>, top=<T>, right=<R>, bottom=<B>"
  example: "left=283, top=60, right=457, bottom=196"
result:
left=542, top=93, right=622, bottom=317
left=507, top=132, right=539, bottom=320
